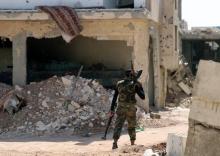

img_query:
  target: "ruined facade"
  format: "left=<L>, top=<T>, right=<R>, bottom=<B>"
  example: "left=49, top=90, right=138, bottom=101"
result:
left=0, top=0, right=182, bottom=111
left=182, top=27, right=220, bottom=75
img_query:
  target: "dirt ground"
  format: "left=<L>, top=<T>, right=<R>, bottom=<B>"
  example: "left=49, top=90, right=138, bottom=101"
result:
left=0, top=108, right=189, bottom=156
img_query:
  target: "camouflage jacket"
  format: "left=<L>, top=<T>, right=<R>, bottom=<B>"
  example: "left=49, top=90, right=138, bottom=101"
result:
left=110, top=79, right=145, bottom=111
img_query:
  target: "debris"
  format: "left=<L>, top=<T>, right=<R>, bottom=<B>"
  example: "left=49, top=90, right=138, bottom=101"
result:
left=150, top=113, right=161, bottom=119
left=178, top=82, right=191, bottom=95
left=0, top=75, right=113, bottom=136
left=144, top=143, right=166, bottom=156
left=166, top=133, right=186, bottom=156
left=0, top=83, right=12, bottom=97
left=144, top=149, right=159, bottom=156
left=166, top=55, right=194, bottom=107
left=35, top=121, right=47, bottom=131
left=0, top=91, right=26, bottom=115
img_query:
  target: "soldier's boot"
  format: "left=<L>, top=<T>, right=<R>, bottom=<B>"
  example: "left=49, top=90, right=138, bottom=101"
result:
left=112, top=140, right=118, bottom=149
left=131, top=140, right=135, bottom=145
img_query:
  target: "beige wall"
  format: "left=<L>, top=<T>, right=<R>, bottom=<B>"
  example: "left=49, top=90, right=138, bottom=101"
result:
left=150, top=0, right=160, bottom=22
left=159, top=0, right=181, bottom=70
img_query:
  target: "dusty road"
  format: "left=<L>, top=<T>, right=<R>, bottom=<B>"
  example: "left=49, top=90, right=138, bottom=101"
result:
left=0, top=108, right=189, bottom=156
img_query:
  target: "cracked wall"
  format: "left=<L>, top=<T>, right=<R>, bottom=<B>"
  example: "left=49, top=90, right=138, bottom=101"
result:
left=159, top=0, right=181, bottom=71
left=0, top=17, right=151, bottom=111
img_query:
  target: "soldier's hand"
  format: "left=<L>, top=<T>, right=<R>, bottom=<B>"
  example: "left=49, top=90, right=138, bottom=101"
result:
left=108, top=111, right=115, bottom=117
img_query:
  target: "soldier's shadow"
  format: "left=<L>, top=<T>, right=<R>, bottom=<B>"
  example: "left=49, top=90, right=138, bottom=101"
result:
left=0, top=129, right=129, bottom=146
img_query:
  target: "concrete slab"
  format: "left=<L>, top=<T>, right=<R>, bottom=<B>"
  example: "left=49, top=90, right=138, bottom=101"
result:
left=193, top=60, right=220, bottom=101
left=185, top=60, right=220, bottom=156
left=166, top=133, right=186, bottom=156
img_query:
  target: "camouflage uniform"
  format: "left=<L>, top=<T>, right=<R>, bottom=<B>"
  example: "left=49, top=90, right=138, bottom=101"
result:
left=112, top=79, right=144, bottom=142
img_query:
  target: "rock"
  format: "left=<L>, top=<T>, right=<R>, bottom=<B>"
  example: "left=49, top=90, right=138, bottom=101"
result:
left=89, top=122, right=94, bottom=128
left=27, top=91, right=31, bottom=95
left=144, top=149, right=159, bottom=156
left=56, top=102, right=63, bottom=108
left=17, top=126, right=25, bottom=130
left=3, top=93, right=25, bottom=115
left=42, top=99, right=49, bottom=108
left=101, top=122, right=105, bottom=126
left=79, top=115, right=89, bottom=121
left=150, top=113, right=161, bottom=119
left=71, top=101, right=80, bottom=109
left=38, top=92, right=42, bottom=97
left=35, top=121, right=47, bottom=131
left=99, top=112, right=106, bottom=120
left=62, top=77, right=72, bottom=87
left=15, top=85, right=23, bottom=91
left=68, top=104, right=75, bottom=112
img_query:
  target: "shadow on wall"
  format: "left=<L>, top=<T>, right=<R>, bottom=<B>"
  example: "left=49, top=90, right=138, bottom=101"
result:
left=26, top=36, right=133, bottom=88
left=0, top=38, right=12, bottom=85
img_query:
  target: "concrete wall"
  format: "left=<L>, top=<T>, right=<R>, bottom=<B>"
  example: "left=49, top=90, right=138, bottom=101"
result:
left=0, top=48, right=12, bottom=72
left=27, top=36, right=133, bottom=69
left=185, top=60, right=220, bottom=156
left=159, top=0, right=181, bottom=70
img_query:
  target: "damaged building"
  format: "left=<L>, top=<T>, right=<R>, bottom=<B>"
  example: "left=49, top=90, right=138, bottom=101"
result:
left=0, top=0, right=182, bottom=111
left=182, top=27, right=220, bottom=75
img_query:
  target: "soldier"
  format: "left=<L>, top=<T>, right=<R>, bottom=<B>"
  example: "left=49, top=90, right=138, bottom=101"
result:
left=110, top=69, right=145, bottom=149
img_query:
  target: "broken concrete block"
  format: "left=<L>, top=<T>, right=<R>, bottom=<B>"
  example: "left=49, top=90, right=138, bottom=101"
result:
left=35, top=121, right=47, bottom=131
left=2, top=92, right=25, bottom=115
left=61, top=77, right=72, bottom=87
left=42, top=99, right=49, bottom=109
left=166, top=133, right=186, bottom=156
left=71, top=101, right=80, bottom=109
left=178, top=82, right=191, bottom=95
left=193, top=60, right=220, bottom=101
left=67, top=104, right=75, bottom=112
left=150, top=112, right=161, bottom=119
left=15, top=85, right=23, bottom=91
left=185, top=60, right=220, bottom=156
left=144, top=149, right=159, bottom=156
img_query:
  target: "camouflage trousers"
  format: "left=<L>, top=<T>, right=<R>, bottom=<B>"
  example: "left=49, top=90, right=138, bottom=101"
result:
left=113, top=102, right=137, bottom=141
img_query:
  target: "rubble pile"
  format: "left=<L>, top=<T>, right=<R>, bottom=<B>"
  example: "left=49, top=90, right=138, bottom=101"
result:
left=144, top=143, right=166, bottom=156
left=0, top=82, right=12, bottom=97
left=0, top=75, right=113, bottom=137
left=166, top=58, right=194, bottom=107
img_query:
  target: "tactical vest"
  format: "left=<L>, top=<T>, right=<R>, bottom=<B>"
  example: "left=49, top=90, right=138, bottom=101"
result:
left=117, top=80, right=137, bottom=103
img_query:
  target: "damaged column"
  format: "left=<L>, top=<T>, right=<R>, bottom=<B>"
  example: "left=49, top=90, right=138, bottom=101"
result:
left=12, top=33, right=27, bottom=86
left=133, top=22, right=149, bottom=112
left=185, top=60, right=220, bottom=156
